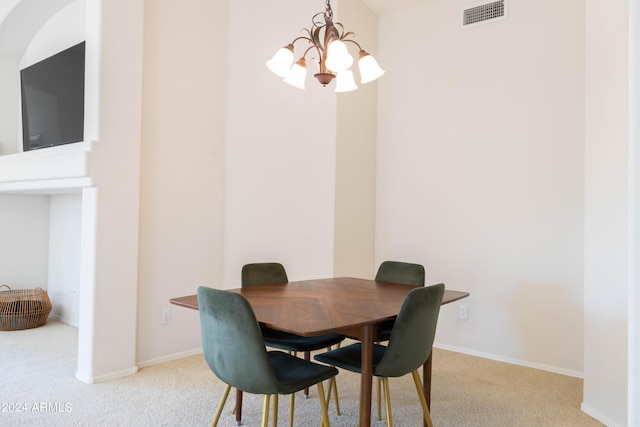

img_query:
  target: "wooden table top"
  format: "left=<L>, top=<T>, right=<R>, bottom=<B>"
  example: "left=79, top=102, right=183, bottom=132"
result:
left=170, top=277, right=469, bottom=337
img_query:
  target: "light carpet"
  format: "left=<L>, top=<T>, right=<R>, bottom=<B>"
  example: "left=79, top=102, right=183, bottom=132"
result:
left=1, top=320, right=604, bottom=426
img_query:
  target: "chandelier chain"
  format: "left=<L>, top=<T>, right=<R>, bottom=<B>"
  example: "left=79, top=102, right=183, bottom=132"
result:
left=312, top=0, right=333, bottom=28
left=325, top=0, right=333, bottom=21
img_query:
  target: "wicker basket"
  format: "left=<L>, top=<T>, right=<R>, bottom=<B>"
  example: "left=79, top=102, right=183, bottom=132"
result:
left=0, top=285, right=52, bottom=331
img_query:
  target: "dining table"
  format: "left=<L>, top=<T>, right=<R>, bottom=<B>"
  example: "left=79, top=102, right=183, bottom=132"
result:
left=170, top=277, right=469, bottom=427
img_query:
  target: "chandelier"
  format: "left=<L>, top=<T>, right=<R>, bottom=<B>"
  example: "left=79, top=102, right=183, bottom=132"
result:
left=266, top=0, right=385, bottom=92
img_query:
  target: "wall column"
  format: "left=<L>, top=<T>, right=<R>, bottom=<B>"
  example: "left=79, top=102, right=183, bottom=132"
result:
left=629, top=0, right=640, bottom=424
left=583, top=0, right=630, bottom=424
left=76, top=0, right=144, bottom=383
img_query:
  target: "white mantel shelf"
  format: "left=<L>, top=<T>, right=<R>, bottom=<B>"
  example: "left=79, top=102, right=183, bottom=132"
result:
left=0, top=141, right=93, bottom=194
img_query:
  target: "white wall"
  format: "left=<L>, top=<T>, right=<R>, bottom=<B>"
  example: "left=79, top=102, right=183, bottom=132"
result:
left=334, top=0, right=378, bottom=279
left=0, top=57, right=19, bottom=155
left=583, top=0, right=630, bottom=425
left=223, top=0, right=338, bottom=286
left=135, top=0, right=380, bottom=365
left=136, top=0, right=228, bottom=364
left=0, top=194, right=49, bottom=288
left=75, top=0, right=143, bottom=382
left=0, top=0, right=22, bottom=22
left=48, top=193, right=81, bottom=326
left=376, top=0, right=586, bottom=375
left=20, top=0, right=85, bottom=69
left=630, top=2, right=640, bottom=425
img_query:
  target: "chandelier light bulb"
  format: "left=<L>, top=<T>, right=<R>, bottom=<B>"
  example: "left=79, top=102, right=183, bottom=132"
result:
left=266, top=45, right=295, bottom=78
left=266, top=0, right=384, bottom=91
left=358, top=50, right=385, bottom=84
left=283, top=58, right=307, bottom=90
left=325, top=40, right=353, bottom=73
left=335, top=70, right=358, bottom=93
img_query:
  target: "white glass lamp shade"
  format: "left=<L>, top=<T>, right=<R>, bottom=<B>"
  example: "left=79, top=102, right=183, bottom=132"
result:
left=358, top=50, right=385, bottom=84
left=335, top=70, right=358, bottom=93
left=325, top=40, right=353, bottom=72
left=266, top=44, right=294, bottom=78
left=283, top=58, right=307, bottom=89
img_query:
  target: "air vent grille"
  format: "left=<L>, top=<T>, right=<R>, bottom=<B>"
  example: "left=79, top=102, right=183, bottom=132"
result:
left=463, top=0, right=506, bottom=27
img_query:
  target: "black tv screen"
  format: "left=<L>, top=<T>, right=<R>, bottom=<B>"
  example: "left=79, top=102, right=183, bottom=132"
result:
left=20, top=42, right=85, bottom=151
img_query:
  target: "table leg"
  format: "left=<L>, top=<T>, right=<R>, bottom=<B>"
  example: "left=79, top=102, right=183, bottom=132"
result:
left=359, top=324, right=374, bottom=427
left=423, top=352, right=432, bottom=427
left=235, top=389, right=243, bottom=425
left=304, top=350, right=311, bottom=398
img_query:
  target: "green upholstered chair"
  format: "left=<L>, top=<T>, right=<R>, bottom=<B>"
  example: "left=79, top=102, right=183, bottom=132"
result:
left=239, top=263, right=345, bottom=424
left=375, top=260, right=425, bottom=287
left=241, top=262, right=290, bottom=288
left=373, top=260, right=426, bottom=419
left=374, top=260, right=425, bottom=342
left=198, top=286, right=338, bottom=427
left=314, top=283, right=445, bottom=427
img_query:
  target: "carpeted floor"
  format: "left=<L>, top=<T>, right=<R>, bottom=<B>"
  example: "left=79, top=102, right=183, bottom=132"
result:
left=1, top=320, right=604, bottom=426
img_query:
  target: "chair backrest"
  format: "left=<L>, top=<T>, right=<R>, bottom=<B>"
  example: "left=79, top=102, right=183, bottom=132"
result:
left=241, top=262, right=288, bottom=287
left=197, top=286, right=279, bottom=394
left=374, top=283, right=445, bottom=378
left=375, top=261, right=425, bottom=287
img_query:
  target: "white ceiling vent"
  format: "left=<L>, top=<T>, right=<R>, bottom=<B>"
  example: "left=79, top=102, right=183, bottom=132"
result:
left=462, top=0, right=507, bottom=29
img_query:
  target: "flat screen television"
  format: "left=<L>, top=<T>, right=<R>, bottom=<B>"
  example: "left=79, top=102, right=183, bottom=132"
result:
left=20, top=42, right=85, bottom=152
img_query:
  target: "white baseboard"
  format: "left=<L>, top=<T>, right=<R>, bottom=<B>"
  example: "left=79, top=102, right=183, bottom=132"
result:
left=580, top=402, right=619, bottom=427
left=74, top=371, right=93, bottom=384
left=74, top=349, right=202, bottom=384
left=48, top=314, right=78, bottom=328
left=75, top=366, right=139, bottom=384
left=137, top=347, right=203, bottom=369
left=434, top=342, right=584, bottom=379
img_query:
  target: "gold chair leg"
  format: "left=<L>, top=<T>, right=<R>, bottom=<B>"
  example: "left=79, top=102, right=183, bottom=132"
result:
left=261, top=395, right=271, bottom=427
left=324, top=345, right=341, bottom=416
left=289, top=393, right=295, bottom=427
left=272, top=394, right=278, bottom=427
left=383, top=377, right=393, bottom=427
left=211, top=384, right=231, bottom=427
left=331, top=377, right=341, bottom=416
left=325, top=377, right=341, bottom=415
left=411, top=370, right=434, bottom=427
left=377, top=377, right=383, bottom=420
left=317, top=381, right=331, bottom=427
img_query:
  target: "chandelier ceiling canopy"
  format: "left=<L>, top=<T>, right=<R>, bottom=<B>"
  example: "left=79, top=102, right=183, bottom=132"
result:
left=266, top=0, right=385, bottom=93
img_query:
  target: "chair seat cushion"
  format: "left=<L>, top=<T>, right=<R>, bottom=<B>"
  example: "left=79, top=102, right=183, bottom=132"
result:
left=261, top=326, right=344, bottom=352
left=269, top=351, right=338, bottom=395
left=314, top=342, right=387, bottom=375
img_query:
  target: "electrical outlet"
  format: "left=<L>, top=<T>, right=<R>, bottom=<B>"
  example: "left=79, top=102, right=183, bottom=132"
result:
left=459, top=304, right=468, bottom=320
left=161, top=308, right=171, bottom=325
